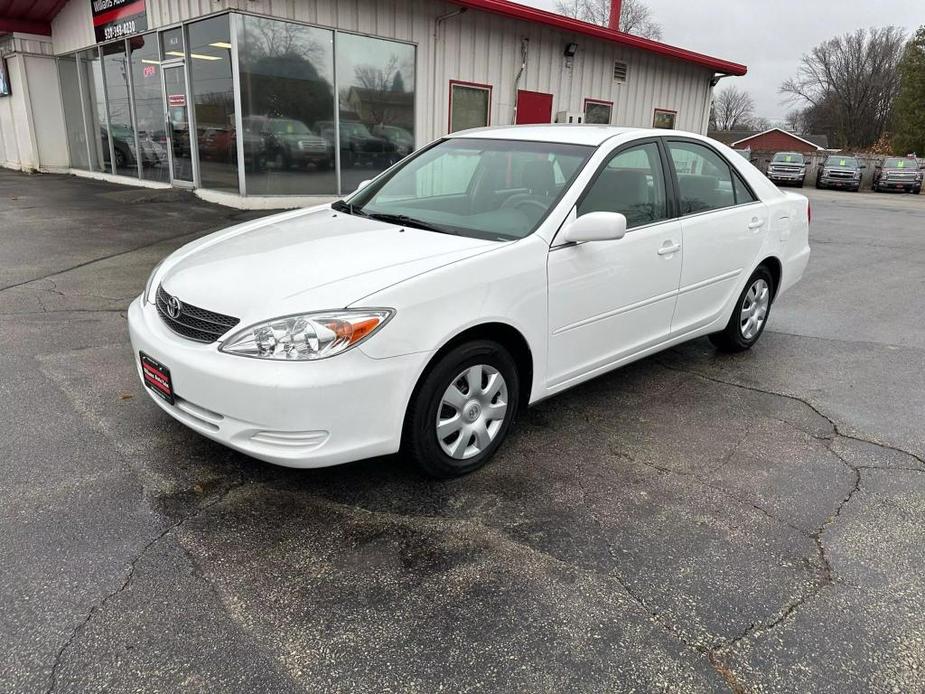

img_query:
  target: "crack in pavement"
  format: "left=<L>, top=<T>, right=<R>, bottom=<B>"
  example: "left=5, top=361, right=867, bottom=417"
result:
left=44, top=478, right=248, bottom=694
left=653, top=357, right=886, bottom=691
left=657, top=357, right=925, bottom=467
left=0, top=228, right=212, bottom=295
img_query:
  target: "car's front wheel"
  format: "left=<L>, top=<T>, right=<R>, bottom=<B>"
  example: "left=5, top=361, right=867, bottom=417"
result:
left=709, top=267, right=774, bottom=353
left=404, top=340, right=519, bottom=478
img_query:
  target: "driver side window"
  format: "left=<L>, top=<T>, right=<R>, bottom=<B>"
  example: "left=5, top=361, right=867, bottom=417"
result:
left=577, top=142, right=669, bottom=228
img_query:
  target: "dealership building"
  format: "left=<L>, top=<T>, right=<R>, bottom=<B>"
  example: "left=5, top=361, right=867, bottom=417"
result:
left=0, top=0, right=746, bottom=206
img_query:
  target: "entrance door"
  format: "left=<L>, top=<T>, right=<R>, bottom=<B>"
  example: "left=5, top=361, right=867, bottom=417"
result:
left=515, top=90, right=553, bottom=124
left=163, top=64, right=194, bottom=184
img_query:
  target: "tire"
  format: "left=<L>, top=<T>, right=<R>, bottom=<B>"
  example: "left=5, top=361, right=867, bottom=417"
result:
left=709, top=266, right=775, bottom=353
left=815, top=181, right=823, bottom=189
left=403, top=340, right=520, bottom=478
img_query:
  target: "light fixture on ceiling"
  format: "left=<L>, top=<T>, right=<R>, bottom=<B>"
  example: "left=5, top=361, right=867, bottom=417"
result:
left=141, top=59, right=161, bottom=65
left=165, top=51, right=185, bottom=58
left=189, top=53, right=222, bottom=61
left=210, top=42, right=232, bottom=49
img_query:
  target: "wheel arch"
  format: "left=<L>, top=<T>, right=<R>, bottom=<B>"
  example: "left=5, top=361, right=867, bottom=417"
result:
left=402, top=321, right=534, bottom=436
left=758, top=255, right=782, bottom=299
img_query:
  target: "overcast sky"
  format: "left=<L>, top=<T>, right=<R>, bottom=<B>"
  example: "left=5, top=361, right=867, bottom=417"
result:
left=520, top=0, right=920, bottom=121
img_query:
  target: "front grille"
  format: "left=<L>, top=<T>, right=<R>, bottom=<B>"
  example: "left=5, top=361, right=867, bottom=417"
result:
left=156, top=285, right=240, bottom=343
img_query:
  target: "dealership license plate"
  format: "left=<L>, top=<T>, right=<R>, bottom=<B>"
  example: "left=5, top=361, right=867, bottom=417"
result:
left=140, top=352, right=174, bottom=405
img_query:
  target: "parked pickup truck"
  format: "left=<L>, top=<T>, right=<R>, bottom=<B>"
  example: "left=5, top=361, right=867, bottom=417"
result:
left=872, top=157, right=923, bottom=194
left=766, top=151, right=806, bottom=187
left=816, top=155, right=863, bottom=192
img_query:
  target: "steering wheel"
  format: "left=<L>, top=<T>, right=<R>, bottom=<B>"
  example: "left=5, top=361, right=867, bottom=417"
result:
left=500, top=194, right=548, bottom=216
left=512, top=198, right=548, bottom=216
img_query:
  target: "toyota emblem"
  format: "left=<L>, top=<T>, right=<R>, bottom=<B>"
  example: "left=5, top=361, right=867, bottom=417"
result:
left=166, top=295, right=183, bottom=319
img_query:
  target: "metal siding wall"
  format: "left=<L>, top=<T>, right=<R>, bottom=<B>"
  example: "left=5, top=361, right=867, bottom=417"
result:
left=50, top=0, right=716, bottom=143
left=51, top=0, right=95, bottom=54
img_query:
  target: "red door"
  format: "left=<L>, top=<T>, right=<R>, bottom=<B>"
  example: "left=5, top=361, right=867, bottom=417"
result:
left=515, top=90, right=553, bottom=124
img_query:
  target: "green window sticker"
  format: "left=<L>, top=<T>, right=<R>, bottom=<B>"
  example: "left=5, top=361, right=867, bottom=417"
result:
left=785, top=155, right=792, bottom=162
left=898, top=160, right=905, bottom=168
left=839, top=159, right=847, bottom=166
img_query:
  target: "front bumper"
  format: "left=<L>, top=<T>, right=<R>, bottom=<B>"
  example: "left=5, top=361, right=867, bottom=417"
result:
left=127, top=296, right=426, bottom=468
left=768, top=172, right=804, bottom=182
left=877, top=180, right=920, bottom=191
left=819, top=177, right=860, bottom=188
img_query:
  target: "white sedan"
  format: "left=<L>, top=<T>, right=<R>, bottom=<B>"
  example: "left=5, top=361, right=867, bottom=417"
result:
left=128, top=125, right=810, bottom=477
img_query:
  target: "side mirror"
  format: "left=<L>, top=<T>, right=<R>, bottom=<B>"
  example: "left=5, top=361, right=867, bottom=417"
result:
left=562, top=212, right=627, bottom=243
left=355, top=179, right=373, bottom=194
left=860, top=164, right=867, bottom=170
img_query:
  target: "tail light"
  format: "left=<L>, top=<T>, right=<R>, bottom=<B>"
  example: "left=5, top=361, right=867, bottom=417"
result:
left=807, top=201, right=812, bottom=225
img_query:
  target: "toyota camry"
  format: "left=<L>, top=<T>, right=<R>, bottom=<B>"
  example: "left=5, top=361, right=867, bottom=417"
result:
left=128, top=125, right=810, bottom=477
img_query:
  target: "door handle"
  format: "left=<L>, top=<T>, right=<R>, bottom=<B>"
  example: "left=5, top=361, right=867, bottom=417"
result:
left=748, top=218, right=765, bottom=230
left=657, top=242, right=682, bottom=256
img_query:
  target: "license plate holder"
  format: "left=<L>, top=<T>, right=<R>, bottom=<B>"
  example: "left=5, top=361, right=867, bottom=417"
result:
left=140, top=352, right=174, bottom=405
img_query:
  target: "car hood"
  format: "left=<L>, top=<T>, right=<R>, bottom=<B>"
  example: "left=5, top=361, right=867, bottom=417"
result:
left=160, top=207, right=499, bottom=321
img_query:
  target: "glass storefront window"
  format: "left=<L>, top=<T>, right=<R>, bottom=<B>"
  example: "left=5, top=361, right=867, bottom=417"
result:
left=129, top=34, right=169, bottom=182
left=335, top=33, right=415, bottom=193
left=238, top=16, right=336, bottom=195
left=58, top=54, right=90, bottom=170
left=160, top=28, right=184, bottom=60
left=188, top=16, right=238, bottom=192
left=78, top=48, right=109, bottom=173
left=102, top=41, right=138, bottom=177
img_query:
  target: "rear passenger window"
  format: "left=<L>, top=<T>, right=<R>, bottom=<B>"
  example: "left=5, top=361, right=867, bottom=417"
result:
left=578, top=142, right=668, bottom=228
left=732, top=171, right=756, bottom=204
left=667, top=141, right=738, bottom=215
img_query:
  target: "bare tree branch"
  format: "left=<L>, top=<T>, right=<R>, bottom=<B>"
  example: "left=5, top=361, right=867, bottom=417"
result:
left=711, top=86, right=756, bottom=130
left=554, top=0, right=663, bottom=40
left=780, top=27, right=906, bottom=148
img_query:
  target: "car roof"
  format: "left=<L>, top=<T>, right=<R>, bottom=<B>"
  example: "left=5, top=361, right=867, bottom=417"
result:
left=448, top=124, right=699, bottom=147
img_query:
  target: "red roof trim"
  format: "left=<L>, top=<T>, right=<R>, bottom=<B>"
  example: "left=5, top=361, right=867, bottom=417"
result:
left=447, top=0, right=747, bottom=76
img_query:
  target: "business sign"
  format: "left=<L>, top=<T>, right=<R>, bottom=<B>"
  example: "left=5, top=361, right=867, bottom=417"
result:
left=91, top=0, right=148, bottom=43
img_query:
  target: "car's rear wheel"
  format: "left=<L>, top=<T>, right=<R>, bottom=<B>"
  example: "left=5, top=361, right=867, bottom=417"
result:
left=403, top=340, right=519, bottom=478
left=709, top=266, right=774, bottom=353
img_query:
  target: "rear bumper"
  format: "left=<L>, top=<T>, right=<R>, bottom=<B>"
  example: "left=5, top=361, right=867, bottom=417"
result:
left=127, top=296, right=426, bottom=468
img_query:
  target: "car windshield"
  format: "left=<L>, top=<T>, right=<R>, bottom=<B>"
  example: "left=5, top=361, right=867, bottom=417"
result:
left=883, top=158, right=914, bottom=168
left=343, top=138, right=593, bottom=241
left=773, top=152, right=804, bottom=163
left=825, top=156, right=858, bottom=168
left=272, top=120, right=311, bottom=135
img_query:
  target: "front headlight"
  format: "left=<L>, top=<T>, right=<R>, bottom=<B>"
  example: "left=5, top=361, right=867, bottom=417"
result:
left=220, top=309, right=394, bottom=360
left=144, top=259, right=164, bottom=304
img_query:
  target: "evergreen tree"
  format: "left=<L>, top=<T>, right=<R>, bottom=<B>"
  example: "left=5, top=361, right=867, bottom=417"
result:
left=893, top=26, right=925, bottom=156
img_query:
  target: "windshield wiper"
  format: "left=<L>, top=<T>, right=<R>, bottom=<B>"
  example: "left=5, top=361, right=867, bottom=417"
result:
left=331, top=199, right=368, bottom=217
left=364, top=212, right=457, bottom=235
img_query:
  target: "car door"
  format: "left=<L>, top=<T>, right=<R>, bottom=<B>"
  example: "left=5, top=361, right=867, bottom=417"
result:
left=546, top=139, right=683, bottom=389
left=665, top=139, right=768, bottom=336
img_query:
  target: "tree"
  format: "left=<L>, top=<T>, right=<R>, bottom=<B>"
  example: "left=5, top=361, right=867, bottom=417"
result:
left=711, top=86, right=755, bottom=130
left=893, top=26, right=925, bottom=156
left=554, top=0, right=663, bottom=40
left=784, top=109, right=807, bottom=134
left=780, top=26, right=906, bottom=149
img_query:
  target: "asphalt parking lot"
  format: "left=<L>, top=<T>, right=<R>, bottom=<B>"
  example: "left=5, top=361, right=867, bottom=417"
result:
left=1, top=170, right=923, bottom=693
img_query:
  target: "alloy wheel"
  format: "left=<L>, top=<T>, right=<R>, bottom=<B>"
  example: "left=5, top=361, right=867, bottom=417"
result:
left=740, top=278, right=770, bottom=340
left=436, top=364, right=508, bottom=460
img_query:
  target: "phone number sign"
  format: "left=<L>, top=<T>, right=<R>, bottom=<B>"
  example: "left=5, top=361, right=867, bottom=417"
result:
left=91, top=0, right=148, bottom=43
